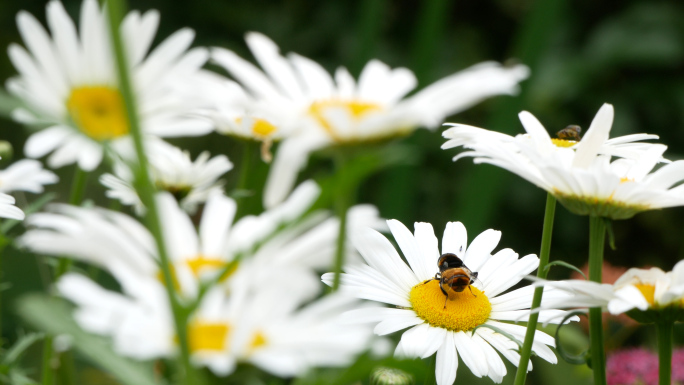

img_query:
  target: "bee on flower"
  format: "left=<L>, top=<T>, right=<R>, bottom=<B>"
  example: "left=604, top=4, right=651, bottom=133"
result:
left=323, top=219, right=578, bottom=384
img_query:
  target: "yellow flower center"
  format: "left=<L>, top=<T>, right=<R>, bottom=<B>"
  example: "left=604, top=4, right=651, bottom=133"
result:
left=550, top=138, right=577, bottom=148
left=308, top=99, right=383, bottom=140
left=157, top=256, right=238, bottom=291
left=409, top=280, right=491, bottom=332
left=187, top=320, right=230, bottom=352
left=236, top=117, right=277, bottom=139
left=67, top=86, right=129, bottom=141
left=634, top=283, right=656, bottom=306
left=248, top=331, right=268, bottom=353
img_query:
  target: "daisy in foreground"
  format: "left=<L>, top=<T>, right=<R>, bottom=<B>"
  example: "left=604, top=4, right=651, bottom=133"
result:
left=212, top=32, right=530, bottom=207
left=7, top=0, right=212, bottom=171
left=323, top=220, right=577, bottom=384
left=442, top=103, right=684, bottom=219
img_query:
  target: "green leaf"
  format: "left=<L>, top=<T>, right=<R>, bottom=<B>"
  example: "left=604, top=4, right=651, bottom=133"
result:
left=604, top=218, right=616, bottom=250
left=554, top=311, right=590, bottom=365
left=1, top=332, right=44, bottom=367
left=543, top=260, right=587, bottom=279
left=15, top=294, right=163, bottom=385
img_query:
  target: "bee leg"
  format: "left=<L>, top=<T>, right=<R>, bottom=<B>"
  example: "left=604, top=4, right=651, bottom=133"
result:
left=468, top=285, right=476, bottom=297
left=440, top=284, right=449, bottom=309
left=423, top=273, right=441, bottom=285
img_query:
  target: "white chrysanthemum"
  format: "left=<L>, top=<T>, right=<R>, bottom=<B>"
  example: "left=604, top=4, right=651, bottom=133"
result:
left=323, top=220, right=576, bottom=385
left=536, top=260, right=684, bottom=318
left=0, top=193, right=25, bottom=220
left=211, top=32, right=529, bottom=208
left=7, top=0, right=212, bottom=171
left=443, top=103, right=684, bottom=219
left=0, top=159, right=58, bottom=193
left=100, top=141, right=232, bottom=214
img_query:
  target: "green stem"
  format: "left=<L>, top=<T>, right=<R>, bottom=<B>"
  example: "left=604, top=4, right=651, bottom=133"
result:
left=513, top=193, right=557, bottom=385
left=656, top=319, right=673, bottom=385
left=588, top=216, right=607, bottom=385
left=42, top=337, right=53, bottom=385
left=56, top=168, right=88, bottom=279
left=0, top=234, right=8, bottom=344
left=235, top=141, right=256, bottom=219
left=105, top=1, right=196, bottom=383
left=331, top=154, right=353, bottom=291
left=353, top=0, right=387, bottom=75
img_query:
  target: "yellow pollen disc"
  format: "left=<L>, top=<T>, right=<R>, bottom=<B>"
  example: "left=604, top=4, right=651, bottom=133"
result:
left=187, top=321, right=230, bottom=352
left=550, top=138, right=577, bottom=148
left=409, top=280, right=491, bottom=332
left=634, top=283, right=656, bottom=306
left=308, top=99, right=383, bottom=139
left=186, top=255, right=238, bottom=281
left=67, top=86, right=129, bottom=141
left=248, top=331, right=268, bottom=353
left=236, top=117, right=277, bottom=138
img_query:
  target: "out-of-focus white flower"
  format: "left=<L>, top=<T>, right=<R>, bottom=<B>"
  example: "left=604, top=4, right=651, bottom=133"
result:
left=323, top=220, right=576, bottom=385
left=19, top=182, right=383, bottom=376
left=0, top=194, right=25, bottom=220
left=7, top=0, right=212, bottom=171
left=535, top=260, right=684, bottom=320
left=19, top=179, right=385, bottom=315
left=443, top=104, right=684, bottom=219
left=211, top=32, right=529, bottom=208
left=100, top=141, right=232, bottom=214
left=0, top=159, right=58, bottom=194
left=228, top=287, right=376, bottom=377
left=56, top=269, right=377, bottom=376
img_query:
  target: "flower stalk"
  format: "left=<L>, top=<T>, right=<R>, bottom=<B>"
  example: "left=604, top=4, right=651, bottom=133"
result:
left=104, top=0, right=197, bottom=383
left=656, top=318, right=673, bottom=385
left=513, top=193, right=557, bottom=385
left=588, top=216, right=607, bottom=385
left=332, top=152, right=353, bottom=291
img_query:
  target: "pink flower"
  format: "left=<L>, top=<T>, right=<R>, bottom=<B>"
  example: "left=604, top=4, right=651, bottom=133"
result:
left=606, top=348, right=658, bottom=385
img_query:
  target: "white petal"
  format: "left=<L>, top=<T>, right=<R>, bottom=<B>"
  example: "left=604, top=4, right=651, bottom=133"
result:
left=442, top=221, right=467, bottom=258
left=435, top=332, right=457, bottom=385
left=573, top=103, right=614, bottom=169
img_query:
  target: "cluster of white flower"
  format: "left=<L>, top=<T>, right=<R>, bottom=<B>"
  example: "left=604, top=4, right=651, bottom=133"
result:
left=4, top=1, right=684, bottom=385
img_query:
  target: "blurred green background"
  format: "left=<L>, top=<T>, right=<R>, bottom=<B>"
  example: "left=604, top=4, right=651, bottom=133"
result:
left=0, top=0, right=684, bottom=383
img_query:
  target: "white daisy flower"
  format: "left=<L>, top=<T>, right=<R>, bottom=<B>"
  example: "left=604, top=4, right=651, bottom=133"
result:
left=323, top=220, right=577, bottom=385
left=535, top=260, right=684, bottom=321
left=100, top=141, right=233, bottom=214
left=7, top=0, right=213, bottom=171
left=0, top=193, right=25, bottom=220
left=0, top=159, right=57, bottom=193
left=19, top=180, right=385, bottom=300
left=211, top=32, right=529, bottom=208
left=200, top=73, right=287, bottom=162
left=442, top=103, right=684, bottom=219
left=56, top=267, right=376, bottom=377
left=19, top=182, right=381, bottom=375
left=228, top=288, right=376, bottom=377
